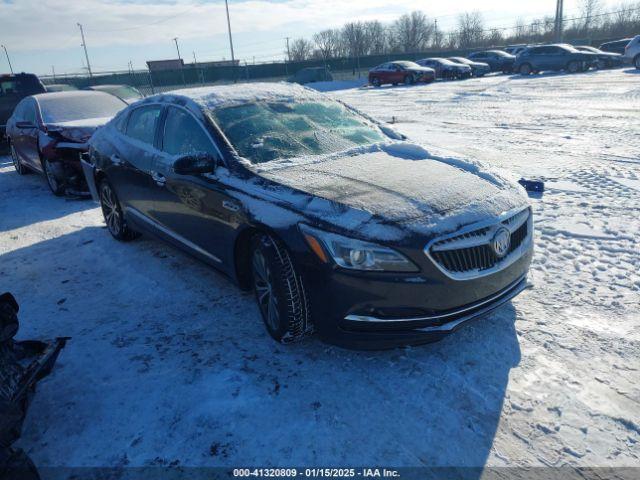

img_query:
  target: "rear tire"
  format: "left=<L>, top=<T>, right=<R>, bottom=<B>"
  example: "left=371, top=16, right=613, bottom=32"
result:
left=251, top=233, right=312, bottom=344
left=567, top=60, right=580, bottom=73
left=42, top=158, right=65, bottom=196
left=404, top=75, right=414, bottom=86
left=9, top=142, right=28, bottom=175
left=371, top=77, right=381, bottom=87
left=99, top=179, right=140, bottom=241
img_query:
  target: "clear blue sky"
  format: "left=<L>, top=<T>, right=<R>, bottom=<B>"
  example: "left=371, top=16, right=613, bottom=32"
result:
left=1, top=0, right=616, bottom=76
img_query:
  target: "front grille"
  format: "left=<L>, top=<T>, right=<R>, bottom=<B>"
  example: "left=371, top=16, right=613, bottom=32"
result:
left=427, top=208, right=531, bottom=279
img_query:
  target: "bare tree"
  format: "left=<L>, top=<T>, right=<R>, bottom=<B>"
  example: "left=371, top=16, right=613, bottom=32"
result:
left=342, top=22, right=368, bottom=62
left=288, top=38, right=313, bottom=62
left=457, top=11, right=485, bottom=48
left=392, top=11, right=434, bottom=53
left=363, top=20, right=387, bottom=55
left=580, top=0, right=603, bottom=31
left=313, top=29, right=339, bottom=61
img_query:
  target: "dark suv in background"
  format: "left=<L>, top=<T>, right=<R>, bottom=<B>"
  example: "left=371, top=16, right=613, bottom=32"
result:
left=1, top=73, right=46, bottom=142
left=515, top=44, right=598, bottom=74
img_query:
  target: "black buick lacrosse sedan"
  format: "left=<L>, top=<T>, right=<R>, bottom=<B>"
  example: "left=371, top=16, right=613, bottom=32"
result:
left=83, top=83, right=533, bottom=349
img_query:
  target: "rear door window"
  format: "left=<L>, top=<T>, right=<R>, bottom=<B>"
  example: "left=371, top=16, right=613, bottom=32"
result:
left=125, top=105, right=161, bottom=145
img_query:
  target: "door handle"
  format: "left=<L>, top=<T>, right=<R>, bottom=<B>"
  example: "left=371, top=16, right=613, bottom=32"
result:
left=110, top=154, right=123, bottom=166
left=222, top=200, right=240, bottom=212
left=151, top=171, right=166, bottom=186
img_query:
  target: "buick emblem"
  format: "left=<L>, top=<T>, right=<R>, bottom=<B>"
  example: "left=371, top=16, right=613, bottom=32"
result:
left=491, top=227, right=511, bottom=258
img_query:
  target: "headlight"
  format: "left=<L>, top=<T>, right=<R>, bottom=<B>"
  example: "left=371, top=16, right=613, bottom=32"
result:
left=299, top=224, right=419, bottom=272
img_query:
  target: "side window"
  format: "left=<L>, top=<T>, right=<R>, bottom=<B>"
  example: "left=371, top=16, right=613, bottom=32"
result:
left=162, top=107, right=216, bottom=156
left=23, top=100, right=37, bottom=124
left=125, top=105, right=161, bottom=145
left=113, top=111, right=128, bottom=133
left=11, top=100, right=25, bottom=119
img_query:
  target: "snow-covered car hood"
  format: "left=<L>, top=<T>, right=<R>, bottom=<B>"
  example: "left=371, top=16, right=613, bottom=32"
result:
left=45, top=116, right=112, bottom=143
left=252, top=142, right=529, bottom=241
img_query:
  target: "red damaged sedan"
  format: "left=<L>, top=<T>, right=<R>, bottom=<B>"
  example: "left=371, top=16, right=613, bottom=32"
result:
left=6, top=91, right=126, bottom=195
left=368, top=61, right=435, bottom=87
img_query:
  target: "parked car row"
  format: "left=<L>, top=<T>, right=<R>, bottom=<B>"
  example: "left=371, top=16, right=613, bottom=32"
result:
left=3, top=79, right=535, bottom=349
left=368, top=50, right=517, bottom=87
left=368, top=36, right=638, bottom=88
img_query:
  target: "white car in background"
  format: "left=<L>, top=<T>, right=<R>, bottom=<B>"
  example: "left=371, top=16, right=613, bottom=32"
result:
left=623, top=35, right=640, bottom=68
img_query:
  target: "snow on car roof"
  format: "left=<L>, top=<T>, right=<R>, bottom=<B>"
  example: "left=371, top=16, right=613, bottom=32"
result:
left=162, top=82, right=326, bottom=111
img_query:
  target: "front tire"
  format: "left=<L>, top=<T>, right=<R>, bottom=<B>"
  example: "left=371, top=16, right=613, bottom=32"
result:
left=404, top=74, right=414, bottom=86
left=371, top=77, right=381, bottom=87
left=519, top=63, right=532, bottom=75
left=10, top=142, right=28, bottom=175
left=251, top=233, right=312, bottom=343
left=42, top=158, right=65, bottom=196
left=635, top=55, right=640, bottom=70
left=99, top=179, right=140, bottom=241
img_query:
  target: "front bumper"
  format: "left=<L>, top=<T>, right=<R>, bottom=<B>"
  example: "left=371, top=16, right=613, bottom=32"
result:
left=335, top=275, right=531, bottom=350
left=299, top=236, right=533, bottom=349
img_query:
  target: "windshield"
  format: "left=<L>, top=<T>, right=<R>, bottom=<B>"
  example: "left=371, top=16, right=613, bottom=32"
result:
left=96, top=85, right=143, bottom=100
left=395, top=61, right=421, bottom=69
left=38, top=93, right=126, bottom=123
left=211, top=101, right=386, bottom=164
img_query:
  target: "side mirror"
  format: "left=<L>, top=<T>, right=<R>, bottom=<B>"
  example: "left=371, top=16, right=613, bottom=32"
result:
left=172, top=152, right=217, bottom=175
left=16, top=121, right=36, bottom=129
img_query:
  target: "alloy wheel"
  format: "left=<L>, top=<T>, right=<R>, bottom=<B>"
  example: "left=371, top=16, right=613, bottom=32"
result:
left=252, top=248, right=280, bottom=331
left=100, top=183, right=122, bottom=236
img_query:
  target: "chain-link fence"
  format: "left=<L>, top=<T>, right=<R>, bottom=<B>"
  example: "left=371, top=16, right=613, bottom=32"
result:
left=38, top=36, right=616, bottom=94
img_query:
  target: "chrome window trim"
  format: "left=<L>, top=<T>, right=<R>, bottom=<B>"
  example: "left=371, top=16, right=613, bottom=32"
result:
left=424, top=205, right=533, bottom=281
left=126, top=207, right=222, bottom=264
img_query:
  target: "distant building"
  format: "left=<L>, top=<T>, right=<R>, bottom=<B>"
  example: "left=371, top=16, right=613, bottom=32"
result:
left=146, top=59, right=184, bottom=72
left=188, top=60, right=240, bottom=68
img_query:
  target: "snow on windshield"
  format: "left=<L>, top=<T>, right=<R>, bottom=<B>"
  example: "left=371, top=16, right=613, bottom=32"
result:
left=210, top=101, right=385, bottom=163
left=38, top=92, right=126, bottom=124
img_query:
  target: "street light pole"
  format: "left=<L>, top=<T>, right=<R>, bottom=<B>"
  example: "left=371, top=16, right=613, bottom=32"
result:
left=1, top=45, right=14, bottom=74
left=224, top=0, right=236, bottom=82
left=173, top=37, right=182, bottom=62
left=77, top=23, right=93, bottom=78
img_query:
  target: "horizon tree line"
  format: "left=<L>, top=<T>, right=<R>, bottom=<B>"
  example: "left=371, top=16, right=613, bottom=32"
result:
left=285, top=0, right=640, bottom=62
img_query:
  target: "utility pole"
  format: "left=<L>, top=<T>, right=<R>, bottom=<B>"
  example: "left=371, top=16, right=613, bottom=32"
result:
left=284, top=37, right=291, bottom=76
left=51, top=65, right=56, bottom=80
left=2, top=44, right=14, bottom=74
left=192, top=50, right=197, bottom=65
left=554, top=0, right=564, bottom=42
left=77, top=23, right=93, bottom=78
left=224, top=0, right=236, bottom=82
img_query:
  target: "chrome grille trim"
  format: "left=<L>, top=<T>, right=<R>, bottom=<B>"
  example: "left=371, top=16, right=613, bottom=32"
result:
left=424, top=206, right=533, bottom=281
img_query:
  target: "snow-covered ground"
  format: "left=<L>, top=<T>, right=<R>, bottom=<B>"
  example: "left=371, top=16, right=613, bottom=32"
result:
left=1, top=69, right=638, bottom=472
